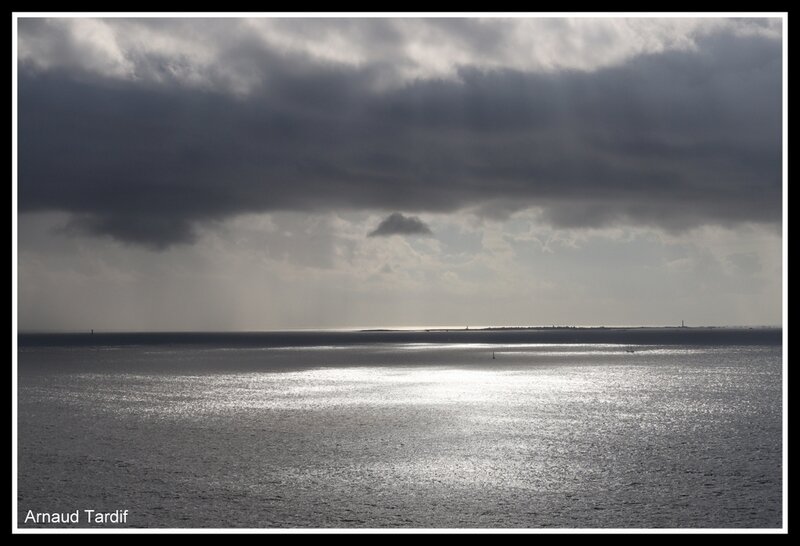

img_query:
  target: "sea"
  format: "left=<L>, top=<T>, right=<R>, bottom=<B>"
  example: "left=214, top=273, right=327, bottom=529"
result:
left=16, top=328, right=783, bottom=529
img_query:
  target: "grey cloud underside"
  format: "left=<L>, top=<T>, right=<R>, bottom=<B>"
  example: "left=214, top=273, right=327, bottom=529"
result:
left=369, top=213, right=433, bottom=237
left=18, top=30, right=781, bottom=247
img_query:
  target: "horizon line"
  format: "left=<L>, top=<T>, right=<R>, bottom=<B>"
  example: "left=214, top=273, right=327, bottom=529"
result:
left=16, top=324, right=783, bottom=335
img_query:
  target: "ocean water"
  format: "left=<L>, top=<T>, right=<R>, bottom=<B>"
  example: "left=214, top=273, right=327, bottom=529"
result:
left=16, top=333, right=783, bottom=529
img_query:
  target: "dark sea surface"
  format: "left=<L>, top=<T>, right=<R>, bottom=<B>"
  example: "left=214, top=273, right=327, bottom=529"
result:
left=17, top=329, right=783, bottom=529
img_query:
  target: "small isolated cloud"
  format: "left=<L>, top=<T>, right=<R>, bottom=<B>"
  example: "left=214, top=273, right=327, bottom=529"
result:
left=368, top=213, right=433, bottom=238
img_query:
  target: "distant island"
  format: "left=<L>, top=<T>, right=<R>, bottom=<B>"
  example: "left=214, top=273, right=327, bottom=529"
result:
left=362, top=325, right=718, bottom=332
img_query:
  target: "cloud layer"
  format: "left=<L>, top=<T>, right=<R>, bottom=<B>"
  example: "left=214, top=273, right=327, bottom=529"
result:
left=17, top=18, right=782, bottom=248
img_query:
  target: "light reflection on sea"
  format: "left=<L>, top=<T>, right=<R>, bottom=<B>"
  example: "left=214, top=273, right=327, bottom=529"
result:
left=17, top=343, right=782, bottom=528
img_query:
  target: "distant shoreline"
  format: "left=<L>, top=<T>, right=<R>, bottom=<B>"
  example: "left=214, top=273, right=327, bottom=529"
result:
left=18, top=326, right=782, bottom=348
left=358, top=325, right=770, bottom=332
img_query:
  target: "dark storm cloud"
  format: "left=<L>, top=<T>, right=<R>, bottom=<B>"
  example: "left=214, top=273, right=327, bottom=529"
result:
left=368, top=213, right=433, bottom=238
left=17, top=26, right=782, bottom=247
left=63, top=214, right=197, bottom=250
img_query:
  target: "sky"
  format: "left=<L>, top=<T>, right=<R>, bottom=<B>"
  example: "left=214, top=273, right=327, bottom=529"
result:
left=15, top=15, right=784, bottom=331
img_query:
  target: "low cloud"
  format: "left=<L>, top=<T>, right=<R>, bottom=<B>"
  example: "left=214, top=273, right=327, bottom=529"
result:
left=63, top=214, right=197, bottom=250
left=368, top=213, right=434, bottom=238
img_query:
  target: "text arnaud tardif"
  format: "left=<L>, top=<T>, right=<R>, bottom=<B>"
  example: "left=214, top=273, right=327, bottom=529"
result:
left=24, top=509, right=129, bottom=525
